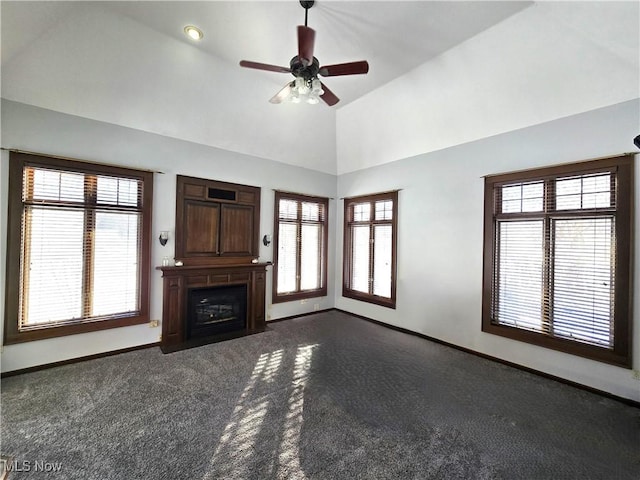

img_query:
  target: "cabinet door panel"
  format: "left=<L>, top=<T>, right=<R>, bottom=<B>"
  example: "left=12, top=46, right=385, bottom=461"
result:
left=184, top=201, right=219, bottom=255
left=220, top=204, right=253, bottom=256
left=253, top=271, right=266, bottom=327
left=162, top=276, right=183, bottom=345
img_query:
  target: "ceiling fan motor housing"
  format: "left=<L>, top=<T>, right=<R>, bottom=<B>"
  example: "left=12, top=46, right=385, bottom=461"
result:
left=290, top=56, right=320, bottom=80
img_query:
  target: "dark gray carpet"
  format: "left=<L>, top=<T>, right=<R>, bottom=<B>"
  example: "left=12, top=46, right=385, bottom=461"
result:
left=2, top=311, right=639, bottom=479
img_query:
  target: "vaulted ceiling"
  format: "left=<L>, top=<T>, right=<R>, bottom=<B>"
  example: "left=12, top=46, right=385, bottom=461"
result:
left=1, top=1, right=531, bottom=174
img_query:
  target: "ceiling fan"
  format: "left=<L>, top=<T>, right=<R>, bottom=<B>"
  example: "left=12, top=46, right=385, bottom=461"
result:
left=239, top=0, right=369, bottom=106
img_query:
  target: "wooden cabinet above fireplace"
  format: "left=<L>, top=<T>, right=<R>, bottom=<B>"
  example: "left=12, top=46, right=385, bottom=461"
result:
left=175, top=175, right=261, bottom=265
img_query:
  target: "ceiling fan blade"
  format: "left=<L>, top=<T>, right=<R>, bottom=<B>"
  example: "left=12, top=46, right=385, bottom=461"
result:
left=319, top=61, right=369, bottom=77
left=269, top=82, right=295, bottom=104
left=319, top=82, right=339, bottom=106
left=297, top=26, right=316, bottom=66
left=239, top=60, right=291, bottom=74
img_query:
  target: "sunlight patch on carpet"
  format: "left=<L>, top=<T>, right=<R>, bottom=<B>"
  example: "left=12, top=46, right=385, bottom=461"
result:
left=204, top=344, right=318, bottom=479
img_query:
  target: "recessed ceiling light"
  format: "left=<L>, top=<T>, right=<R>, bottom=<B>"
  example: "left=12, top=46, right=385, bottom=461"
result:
left=184, top=25, right=204, bottom=41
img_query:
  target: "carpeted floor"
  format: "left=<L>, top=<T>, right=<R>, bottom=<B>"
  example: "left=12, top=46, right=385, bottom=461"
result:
left=1, top=311, right=639, bottom=479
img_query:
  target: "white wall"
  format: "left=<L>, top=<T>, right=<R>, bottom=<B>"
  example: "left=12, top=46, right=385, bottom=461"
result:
left=335, top=99, right=640, bottom=402
left=337, top=1, right=639, bottom=174
left=0, top=99, right=336, bottom=373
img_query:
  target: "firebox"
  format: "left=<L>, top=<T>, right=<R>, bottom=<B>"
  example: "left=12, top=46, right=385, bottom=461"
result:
left=187, top=284, right=247, bottom=339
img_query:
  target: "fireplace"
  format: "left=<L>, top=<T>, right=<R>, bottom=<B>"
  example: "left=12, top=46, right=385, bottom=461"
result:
left=157, top=263, right=268, bottom=353
left=187, top=284, right=247, bottom=339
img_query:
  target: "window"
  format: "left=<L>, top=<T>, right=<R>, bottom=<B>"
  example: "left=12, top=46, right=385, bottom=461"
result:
left=343, top=191, right=398, bottom=308
left=4, top=152, right=153, bottom=343
left=482, top=155, right=633, bottom=367
left=272, top=191, right=328, bottom=303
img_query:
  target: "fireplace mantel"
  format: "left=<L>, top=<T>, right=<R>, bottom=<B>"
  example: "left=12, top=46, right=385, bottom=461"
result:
left=156, top=262, right=270, bottom=353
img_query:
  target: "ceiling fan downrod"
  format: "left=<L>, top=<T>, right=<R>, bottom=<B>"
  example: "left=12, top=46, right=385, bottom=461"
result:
left=300, top=0, right=314, bottom=27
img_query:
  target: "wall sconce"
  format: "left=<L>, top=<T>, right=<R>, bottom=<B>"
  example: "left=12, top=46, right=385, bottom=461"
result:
left=262, top=234, right=271, bottom=246
left=159, top=231, right=169, bottom=246
left=634, top=134, right=640, bottom=149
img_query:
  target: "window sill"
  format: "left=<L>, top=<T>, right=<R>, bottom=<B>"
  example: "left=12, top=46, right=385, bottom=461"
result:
left=4, top=314, right=149, bottom=345
left=272, top=288, right=327, bottom=304
left=342, top=288, right=396, bottom=309
left=481, top=321, right=631, bottom=369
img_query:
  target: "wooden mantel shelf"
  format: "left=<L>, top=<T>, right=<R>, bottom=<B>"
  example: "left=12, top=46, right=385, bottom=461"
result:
left=156, top=262, right=271, bottom=273
left=157, top=262, right=271, bottom=353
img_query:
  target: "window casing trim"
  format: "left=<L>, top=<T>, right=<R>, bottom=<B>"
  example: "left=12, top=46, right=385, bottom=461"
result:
left=4, top=152, right=153, bottom=344
left=272, top=191, right=329, bottom=304
left=342, top=191, right=398, bottom=309
left=481, top=155, right=633, bottom=368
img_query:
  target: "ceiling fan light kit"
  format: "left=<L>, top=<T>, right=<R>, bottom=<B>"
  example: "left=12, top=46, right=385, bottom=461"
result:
left=239, top=0, right=369, bottom=106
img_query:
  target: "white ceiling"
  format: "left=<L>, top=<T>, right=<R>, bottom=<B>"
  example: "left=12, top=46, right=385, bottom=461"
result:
left=1, top=1, right=532, bottom=173
left=101, top=1, right=530, bottom=105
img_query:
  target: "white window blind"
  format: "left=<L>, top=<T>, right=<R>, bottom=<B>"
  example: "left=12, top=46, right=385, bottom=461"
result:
left=351, top=225, right=370, bottom=293
left=552, top=217, right=614, bottom=347
left=24, top=208, right=85, bottom=324
left=373, top=224, right=392, bottom=297
left=20, top=166, right=144, bottom=330
left=277, top=221, right=298, bottom=294
left=300, top=223, right=321, bottom=290
left=495, top=220, right=544, bottom=332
